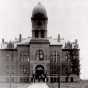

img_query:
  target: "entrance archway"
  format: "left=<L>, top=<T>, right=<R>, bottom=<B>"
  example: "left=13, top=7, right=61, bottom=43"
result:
left=35, top=65, right=45, bottom=82
left=32, top=65, right=48, bottom=82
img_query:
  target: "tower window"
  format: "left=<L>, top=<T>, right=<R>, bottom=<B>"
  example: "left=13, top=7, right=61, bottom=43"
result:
left=41, top=30, right=45, bottom=38
left=35, top=30, right=39, bottom=38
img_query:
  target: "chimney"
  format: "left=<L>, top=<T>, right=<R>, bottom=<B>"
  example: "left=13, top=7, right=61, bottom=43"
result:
left=19, top=34, right=22, bottom=42
left=57, top=33, right=60, bottom=42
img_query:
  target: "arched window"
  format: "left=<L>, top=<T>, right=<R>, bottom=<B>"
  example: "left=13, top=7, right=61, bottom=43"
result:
left=36, top=50, right=44, bottom=60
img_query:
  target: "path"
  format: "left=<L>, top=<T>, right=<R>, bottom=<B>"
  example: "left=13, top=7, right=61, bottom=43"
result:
left=27, top=83, right=49, bottom=88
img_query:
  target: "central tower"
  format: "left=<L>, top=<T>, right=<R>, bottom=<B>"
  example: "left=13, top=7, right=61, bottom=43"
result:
left=31, top=3, right=48, bottom=39
left=29, top=3, right=50, bottom=82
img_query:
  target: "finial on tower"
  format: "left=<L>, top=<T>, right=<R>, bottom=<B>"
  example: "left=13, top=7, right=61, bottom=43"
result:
left=38, top=2, right=41, bottom=5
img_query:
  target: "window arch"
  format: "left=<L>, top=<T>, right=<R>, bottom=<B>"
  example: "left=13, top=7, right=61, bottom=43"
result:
left=36, top=49, right=44, bottom=60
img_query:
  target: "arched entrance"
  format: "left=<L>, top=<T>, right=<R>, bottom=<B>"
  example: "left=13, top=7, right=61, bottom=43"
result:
left=32, top=65, right=48, bottom=82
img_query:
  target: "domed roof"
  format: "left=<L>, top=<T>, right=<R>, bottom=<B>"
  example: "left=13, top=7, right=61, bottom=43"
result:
left=32, top=2, right=47, bottom=19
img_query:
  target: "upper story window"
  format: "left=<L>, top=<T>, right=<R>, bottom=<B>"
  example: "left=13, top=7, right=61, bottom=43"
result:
left=20, top=52, right=29, bottom=63
left=51, top=51, right=60, bottom=63
left=36, top=50, right=44, bottom=60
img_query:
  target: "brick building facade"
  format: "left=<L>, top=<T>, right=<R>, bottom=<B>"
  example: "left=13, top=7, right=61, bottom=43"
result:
left=0, top=3, right=80, bottom=83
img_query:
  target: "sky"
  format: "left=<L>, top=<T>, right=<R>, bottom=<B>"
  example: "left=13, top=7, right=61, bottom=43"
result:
left=0, top=0, right=88, bottom=80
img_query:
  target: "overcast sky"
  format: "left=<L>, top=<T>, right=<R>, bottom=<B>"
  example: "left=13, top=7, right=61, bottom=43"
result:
left=0, top=0, right=88, bottom=80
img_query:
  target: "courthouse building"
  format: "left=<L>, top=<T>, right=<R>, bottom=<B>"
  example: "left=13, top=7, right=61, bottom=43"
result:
left=0, top=3, right=80, bottom=83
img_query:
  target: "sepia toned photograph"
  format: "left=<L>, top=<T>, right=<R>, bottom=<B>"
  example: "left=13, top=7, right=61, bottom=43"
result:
left=0, top=0, right=88, bottom=88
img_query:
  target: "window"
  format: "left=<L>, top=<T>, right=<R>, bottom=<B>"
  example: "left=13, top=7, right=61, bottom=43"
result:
left=20, top=52, right=29, bottom=63
left=52, top=51, right=59, bottom=63
left=41, top=30, right=45, bottom=38
left=36, top=50, right=44, bottom=60
left=35, top=30, right=39, bottom=38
